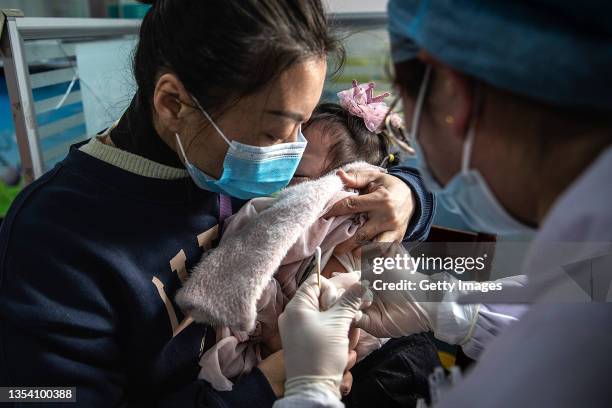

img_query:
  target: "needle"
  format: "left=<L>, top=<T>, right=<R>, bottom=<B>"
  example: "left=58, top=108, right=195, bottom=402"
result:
left=315, top=246, right=322, bottom=289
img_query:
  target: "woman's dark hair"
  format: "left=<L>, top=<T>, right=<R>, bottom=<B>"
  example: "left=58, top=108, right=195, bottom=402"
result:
left=304, top=102, right=404, bottom=174
left=134, top=0, right=344, bottom=116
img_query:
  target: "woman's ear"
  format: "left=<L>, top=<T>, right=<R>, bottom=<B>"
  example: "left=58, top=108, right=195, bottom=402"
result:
left=434, top=67, right=475, bottom=142
left=152, top=73, right=194, bottom=133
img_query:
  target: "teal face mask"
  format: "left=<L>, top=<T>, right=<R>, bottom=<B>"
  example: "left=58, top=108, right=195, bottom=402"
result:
left=175, top=97, right=307, bottom=200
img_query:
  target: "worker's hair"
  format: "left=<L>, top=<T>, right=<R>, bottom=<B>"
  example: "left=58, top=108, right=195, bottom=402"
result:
left=305, top=102, right=405, bottom=173
left=134, top=0, right=344, bottom=115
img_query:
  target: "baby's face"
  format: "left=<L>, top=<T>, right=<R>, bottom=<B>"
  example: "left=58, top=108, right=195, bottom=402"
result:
left=291, top=122, right=334, bottom=185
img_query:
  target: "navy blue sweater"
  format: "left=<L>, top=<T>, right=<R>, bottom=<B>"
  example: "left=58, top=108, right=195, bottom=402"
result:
left=0, top=145, right=433, bottom=407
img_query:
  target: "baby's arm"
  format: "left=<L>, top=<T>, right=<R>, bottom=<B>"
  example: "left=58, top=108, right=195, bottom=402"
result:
left=322, top=247, right=362, bottom=279
left=322, top=255, right=348, bottom=278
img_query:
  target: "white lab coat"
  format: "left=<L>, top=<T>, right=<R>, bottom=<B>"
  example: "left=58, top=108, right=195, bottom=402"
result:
left=275, top=146, right=612, bottom=408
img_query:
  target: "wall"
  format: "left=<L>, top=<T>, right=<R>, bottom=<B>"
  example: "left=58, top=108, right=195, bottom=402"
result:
left=0, top=0, right=90, bottom=17
left=324, top=0, right=387, bottom=14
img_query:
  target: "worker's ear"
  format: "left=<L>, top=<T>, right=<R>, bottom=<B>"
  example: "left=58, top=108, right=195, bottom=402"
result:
left=152, top=73, right=195, bottom=133
left=432, top=66, right=474, bottom=143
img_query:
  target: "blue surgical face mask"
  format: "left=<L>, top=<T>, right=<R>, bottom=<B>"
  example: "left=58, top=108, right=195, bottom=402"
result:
left=409, top=65, right=534, bottom=235
left=175, top=97, right=307, bottom=200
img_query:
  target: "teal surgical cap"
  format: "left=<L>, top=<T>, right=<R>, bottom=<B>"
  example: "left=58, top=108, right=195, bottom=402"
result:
left=388, top=0, right=612, bottom=111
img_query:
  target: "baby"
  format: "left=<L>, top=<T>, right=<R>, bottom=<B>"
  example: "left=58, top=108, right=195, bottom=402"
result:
left=293, top=99, right=402, bottom=185
left=176, top=81, right=438, bottom=400
left=290, top=83, right=408, bottom=283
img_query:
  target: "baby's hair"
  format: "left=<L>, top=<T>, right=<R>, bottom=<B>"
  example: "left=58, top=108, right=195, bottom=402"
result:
left=304, top=102, right=407, bottom=174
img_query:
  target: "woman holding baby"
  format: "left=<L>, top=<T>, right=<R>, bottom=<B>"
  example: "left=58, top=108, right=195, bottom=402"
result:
left=0, top=1, right=435, bottom=406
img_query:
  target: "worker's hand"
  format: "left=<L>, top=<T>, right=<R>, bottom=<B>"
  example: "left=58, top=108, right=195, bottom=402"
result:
left=326, top=169, right=415, bottom=254
left=355, top=244, right=486, bottom=344
left=322, top=271, right=363, bottom=397
left=320, top=271, right=363, bottom=309
left=341, top=328, right=359, bottom=396
left=278, top=274, right=368, bottom=398
left=326, top=272, right=385, bottom=365
left=355, top=293, right=432, bottom=338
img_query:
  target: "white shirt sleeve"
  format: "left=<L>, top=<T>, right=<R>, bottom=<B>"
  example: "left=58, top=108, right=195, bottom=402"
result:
left=460, top=303, right=528, bottom=359
left=273, top=386, right=344, bottom=408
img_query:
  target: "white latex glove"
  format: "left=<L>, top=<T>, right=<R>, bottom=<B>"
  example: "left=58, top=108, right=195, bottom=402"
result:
left=325, top=272, right=386, bottom=361
left=278, top=274, right=368, bottom=398
left=355, top=273, right=481, bottom=345
left=321, top=271, right=362, bottom=309
left=356, top=245, right=522, bottom=346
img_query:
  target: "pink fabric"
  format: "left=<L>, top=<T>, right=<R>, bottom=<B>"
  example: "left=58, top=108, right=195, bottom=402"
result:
left=198, top=191, right=364, bottom=390
left=177, top=169, right=352, bottom=330
left=218, top=194, right=233, bottom=225
left=337, top=80, right=402, bottom=133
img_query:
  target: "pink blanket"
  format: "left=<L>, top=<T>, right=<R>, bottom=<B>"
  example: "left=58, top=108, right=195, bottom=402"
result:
left=176, top=163, right=385, bottom=391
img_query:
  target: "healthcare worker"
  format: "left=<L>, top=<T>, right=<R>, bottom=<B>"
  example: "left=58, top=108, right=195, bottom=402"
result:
left=276, top=1, right=612, bottom=407
left=0, top=1, right=436, bottom=407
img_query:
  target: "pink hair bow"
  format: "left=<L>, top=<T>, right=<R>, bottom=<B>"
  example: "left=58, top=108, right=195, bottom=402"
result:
left=337, top=80, right=402, bottom=133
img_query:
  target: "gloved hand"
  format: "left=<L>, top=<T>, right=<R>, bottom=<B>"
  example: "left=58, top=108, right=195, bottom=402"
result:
left=355, top=244, right=524, bottom=346
left=278, top=274, right=368, bottom=398
left=325, top=272, right=386, bottom=362
left=320, top=271, right=363, bottom=309
left=355, top=287, right=436, bottom=338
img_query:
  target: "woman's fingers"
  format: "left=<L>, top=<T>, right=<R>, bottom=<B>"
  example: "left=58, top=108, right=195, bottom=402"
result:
left=325, top=189, right=385, bottom=217
left=337, top=168, right=385, bottom=189
left=341, top=349, right=358, bottom=396
left=348, top=327, right=360, bottom=350
left=375, top=229, right=404, bottom=244
left=346, top=349, right=358, bottom=371
left=334, top=219, right=389, bottom=254
left=340, top=349, right=358, bottom=396
left=340, top=370, right=354, bottom=397
left=327, top=172, right=415, bottom=254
